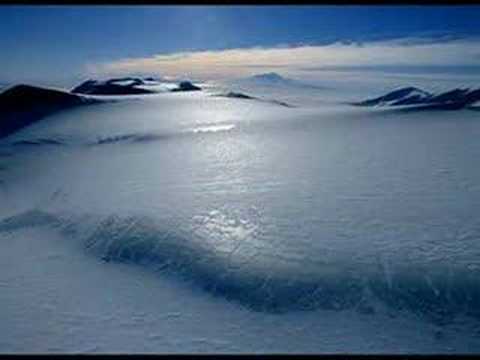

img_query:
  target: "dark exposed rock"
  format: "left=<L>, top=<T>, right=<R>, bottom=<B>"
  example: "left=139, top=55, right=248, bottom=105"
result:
left=428, top=88, right=470, bottom=104
left=268, top=99, right=295, bottom=108
left=72, top=78, right=155, bottom=95
left=0, top=84, right=96, bottom=138
left=214, top=91, right=294, bottom=108
left=217, top=91, right=257, bottom=100
left=355, top=87, right=432, bottom=107
left=354, top=86, right=480, bottom=110
left=170, top=81, right=202, bottom=92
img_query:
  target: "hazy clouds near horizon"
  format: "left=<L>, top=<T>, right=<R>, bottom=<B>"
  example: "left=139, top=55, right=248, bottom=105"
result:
left=2, top=6, right=480, bottom=88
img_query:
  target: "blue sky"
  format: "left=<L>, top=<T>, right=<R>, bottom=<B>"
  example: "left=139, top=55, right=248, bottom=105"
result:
left=2, top=6, right=480, bottom=86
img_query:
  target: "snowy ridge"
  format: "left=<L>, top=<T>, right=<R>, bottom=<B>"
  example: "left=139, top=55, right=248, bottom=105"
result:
left=71, top=77, right=158, bottom=95
left=355, top=86, right=480, bottom=110
left=214, top=91, right=295, bottom=107
left=71, top=77, right=204, bottom=95
left=1, top=209, right=480, bottom=323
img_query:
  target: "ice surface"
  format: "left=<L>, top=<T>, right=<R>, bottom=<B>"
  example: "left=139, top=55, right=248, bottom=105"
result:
left=1, top=82, right=480, bottom=353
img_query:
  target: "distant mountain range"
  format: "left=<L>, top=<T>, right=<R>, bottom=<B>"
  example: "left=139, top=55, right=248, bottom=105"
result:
left=231, top=72, right=327, bottom=90
left=71, top=77, right=157, bottom=95
left=0, top=78, right=203, bottom=139
left=3, top=78, right=479, bottom=140
left=354, top=86, right=480, bottom=110
left=72, top=77, right=202, bottom=95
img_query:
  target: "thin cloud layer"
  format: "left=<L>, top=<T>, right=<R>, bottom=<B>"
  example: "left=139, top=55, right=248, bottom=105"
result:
left=87, top=37, right=480, bottom=80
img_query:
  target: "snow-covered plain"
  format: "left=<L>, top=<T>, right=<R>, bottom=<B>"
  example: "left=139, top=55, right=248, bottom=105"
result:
left=1, top=79, right=480, bottom=353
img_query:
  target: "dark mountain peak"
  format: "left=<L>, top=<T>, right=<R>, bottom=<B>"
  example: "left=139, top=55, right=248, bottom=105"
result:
left=237, top=72, right=327, bottom=90
left=170, top=81, right=202, bottom=92
left=250, top=72, right=286, bottom=81
left=71, top=78, right=155, bottom=95
left=2, top=84, right=86, bottom=107
left=355, top=86, right=480, bottom=111
left=214, top=91, right=294, bottom=108
left=379, top=87, right=431, bottom=101
left=428, top=88, right=470, bottom=103
left=219, top=91, right=256, bottom=100
left=355, top=87, right=432, bottom=107
left=0, top=84, right=95, bottom=138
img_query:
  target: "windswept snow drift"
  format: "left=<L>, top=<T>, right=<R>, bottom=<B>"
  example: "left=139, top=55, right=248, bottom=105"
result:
left=1, top=208, right=480, bottom=321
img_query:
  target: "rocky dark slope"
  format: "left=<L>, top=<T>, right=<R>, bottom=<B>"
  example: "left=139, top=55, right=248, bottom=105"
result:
left=0, top=84, right=96, bottom=138
left=214, top=91, right=294, bottom=107
left=72, top=77, right=156, bottom=95
left=355, top=86, right=480, bottom=110
left=170, top=81, right=202, bottom=92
